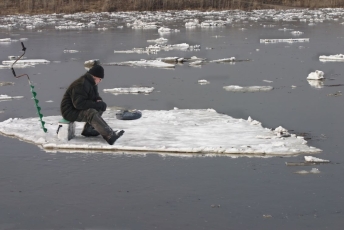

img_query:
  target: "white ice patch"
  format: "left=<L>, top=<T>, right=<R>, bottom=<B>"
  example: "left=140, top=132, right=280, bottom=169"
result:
left=2, top=59, right=50, bottom=65
left=0, top=82, right=15, bottom=86
left=198, top=80, right=210, bottom=85
left=63, top=50, right=79, bottom=53
left=0, top=109, right=321, bottom=156
left=0, top=95, right=23, bottom=100
left=260, top=38, right=309, bottom=43
left=223, top=85, right=273, bottom=92
left=104, top=60, right=175, bottom=68
left=104, top=87, right=154, bottom=94
left=147, top=37, right=168, bottom=43
left=319, top=54, right=344, bottom=62
left=0, top=64, right=34, bottom=69
left=304, top=156, right=330, bottom=163
left=0, top=38, right=11, bottom=42
left=307, top=70, right=324, bottom=80
left=210, top=57, right=236, bottom=63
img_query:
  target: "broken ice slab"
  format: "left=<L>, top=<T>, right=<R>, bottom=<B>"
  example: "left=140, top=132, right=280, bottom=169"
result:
left=0, top=95, right=23, bottom=100
left=103, top=87, right=154, bottom=94
left=2, top=59, right=50, bottom=65
left=147, top=37, right=168, bottom=43
left=0, top=64, right=34, bottom=69
left=319, top=54, right=344, bottom=62
left=0, top=38, right=11, bottom=42
left=198, top=80, right=210, bottom=85
left=104, top=60, right=175, bottom=68
left=0, top=82, right=15, bottom=86
left=223, top=85, right=273, bottom=92
left=260, top=38, right=309, bottom=43
left=307, top=70, right=324, bottom=80
left=304, top=156, right=330, bottom=163
left=8, top=56, right=27, bottom=60
left=63, top=50, right=79, bottom=53
left=0, top=109, right=322, bottom=156
left=210, top=57, right=235, bottom=63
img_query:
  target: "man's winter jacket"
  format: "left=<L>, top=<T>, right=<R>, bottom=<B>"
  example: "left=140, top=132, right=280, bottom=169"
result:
left=60, top=73, right=106, bottom=121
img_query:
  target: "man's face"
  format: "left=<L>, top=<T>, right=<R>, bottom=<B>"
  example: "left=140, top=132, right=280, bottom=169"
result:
left=93, top=76, right=102, bottom=85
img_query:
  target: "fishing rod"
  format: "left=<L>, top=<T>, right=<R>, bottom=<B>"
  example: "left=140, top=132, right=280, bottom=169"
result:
left=11, top=42, right=47, bottom=133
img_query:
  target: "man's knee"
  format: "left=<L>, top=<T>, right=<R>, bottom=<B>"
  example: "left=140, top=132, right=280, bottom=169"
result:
left=77, top=108, right=100, bottom=123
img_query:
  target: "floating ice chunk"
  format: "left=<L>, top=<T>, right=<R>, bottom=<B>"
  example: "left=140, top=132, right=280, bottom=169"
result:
left=201, top=20, right=227, bottom=27
left=63, top=50, right=79, bottom=53
left=0, top=38, right=11, bottom=42
left=147, top=37, right=168, bottom=43
left=0, top=64, right=34, bottom=69
left=263, top=80, right=273, bottom=83
left=0, top=95, right=23, bottom=100
left=291, top=31, right=304, bottom=35
left=304, top=156, right=330, bottom=163
left=8, top=56, right=27, bottom=60
left=104, top=60, right=175, bottom=68
left=0, top=109, right=321, bottom=156
left=0, top=82, right=14, bottom=86
left=307, top=70, right=324, bottom=80
left=210, top=57, right=236, bottom=63
left=158, top=27, right=172, bottom=33
left=223, top=85, right=273, bottom=92
left=189, top=60, right=205, bottom=67
left=2, top=59, right=50, bottom=65
left=185, top=20, right=200, bottom=28
left=260, top=38, right=309, bottom=43
left=319, top=54, right=344, bottom=61
left=104, top=87, right=154, bottom=94
left=84, top=59, right=101, bottom=70
left=198, top=80, right=209, bottom=85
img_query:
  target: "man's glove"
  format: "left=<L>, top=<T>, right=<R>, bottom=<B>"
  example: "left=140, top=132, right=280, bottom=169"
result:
left=96, top=101, right=107, bottom=111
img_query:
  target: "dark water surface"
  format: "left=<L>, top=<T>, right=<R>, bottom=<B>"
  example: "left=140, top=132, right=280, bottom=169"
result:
left=0, top=14, right=344, bottom=229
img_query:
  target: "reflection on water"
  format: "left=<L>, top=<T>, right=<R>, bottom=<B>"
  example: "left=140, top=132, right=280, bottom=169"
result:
left=307, top=80, right=324, bottom=88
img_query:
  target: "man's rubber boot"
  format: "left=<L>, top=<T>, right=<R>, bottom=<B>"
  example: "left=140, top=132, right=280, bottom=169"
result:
left=106, top=130, right=125, bottom=145
left=90, top=113, right=124, bottom=145
left=81, top=123, right=100, bottom=137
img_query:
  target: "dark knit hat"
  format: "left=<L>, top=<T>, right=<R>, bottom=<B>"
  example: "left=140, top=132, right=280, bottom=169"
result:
left=88, top=65, right=104, bottom=79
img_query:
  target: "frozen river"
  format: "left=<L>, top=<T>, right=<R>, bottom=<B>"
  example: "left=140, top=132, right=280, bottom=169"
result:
left=0, top=8, right=344, bottom=229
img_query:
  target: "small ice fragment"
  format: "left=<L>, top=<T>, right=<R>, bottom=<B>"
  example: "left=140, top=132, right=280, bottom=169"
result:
left=263, top=80, right=273, bottom=83
left=310, top=168, right=320, bottom=174
left=307, top=70, right=324, bottom=80
left=304, top=156, right=330, bottom=163
left=198, top=80, right=209, bottom=85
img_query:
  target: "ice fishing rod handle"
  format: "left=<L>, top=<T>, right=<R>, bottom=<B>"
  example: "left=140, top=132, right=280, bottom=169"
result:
left=11, top=68, right=16, bottom=77
left=21, top=42, right=26, bottom=52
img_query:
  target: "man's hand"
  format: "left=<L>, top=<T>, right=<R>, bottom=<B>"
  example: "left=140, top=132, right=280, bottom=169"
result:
left=96, top=101, right=107, bottom=111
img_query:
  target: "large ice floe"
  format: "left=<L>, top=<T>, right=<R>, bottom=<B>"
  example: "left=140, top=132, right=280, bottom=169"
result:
left=2, top=59, right=50, bottom=65
left=0, top=109, right=320, bottom=156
